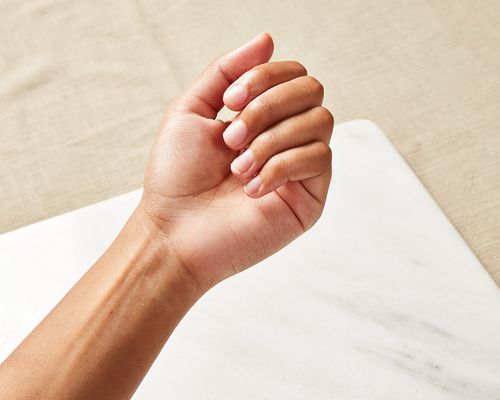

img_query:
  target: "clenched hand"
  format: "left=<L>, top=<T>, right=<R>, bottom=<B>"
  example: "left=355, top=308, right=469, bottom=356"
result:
left=142, top=33, right=334, bottom=291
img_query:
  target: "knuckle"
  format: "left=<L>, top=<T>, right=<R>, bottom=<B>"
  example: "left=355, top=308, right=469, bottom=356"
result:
left=210, top=54, right=224, bottom=70
left=264, top=125, right=283, bottom=149
left=317, top=142, right=333, bottom=164
left=211, top=53, right=233, bottom=83
left=253, top=65, right=273, bottom=86
left=267, top=155, right=287, bottom=178
left=310, top=143, right=332, bottom=175
left=248, top=96, right=274, bottom=121
left=245, top=99, right=260, bottom=117
left=291, top=61, right=308, bottom=76
left=304, top=76, right=324, bottom=97
left=315, top=106, right=334, bottom=131
left=250, top=126, right=281, bottom=161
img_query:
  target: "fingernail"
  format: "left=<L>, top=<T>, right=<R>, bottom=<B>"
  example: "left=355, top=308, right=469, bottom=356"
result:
left=231, top=149, right=254, bottom=175
left=223, top=119, right=247, bottom=149
left=245, top=176, right=261, bottom=195
left=224, top=84, right=248, bottom=106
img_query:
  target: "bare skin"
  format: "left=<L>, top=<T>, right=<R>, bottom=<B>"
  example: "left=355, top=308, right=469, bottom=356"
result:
left=0, top=33, right=333, bottom=399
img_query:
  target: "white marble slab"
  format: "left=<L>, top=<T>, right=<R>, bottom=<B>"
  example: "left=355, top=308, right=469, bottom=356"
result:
left=0, top=120, right=499, bottom=399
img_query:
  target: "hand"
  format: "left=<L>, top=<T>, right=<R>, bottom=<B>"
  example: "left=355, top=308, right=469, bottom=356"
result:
left=141, top=33, right=333, bottom=291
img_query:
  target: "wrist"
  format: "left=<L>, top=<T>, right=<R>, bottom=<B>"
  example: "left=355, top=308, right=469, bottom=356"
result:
left=122, top=201, right=205, bottom=303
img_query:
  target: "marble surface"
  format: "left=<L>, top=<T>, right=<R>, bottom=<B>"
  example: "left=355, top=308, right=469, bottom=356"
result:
left=0, top=120, right=499, bottom=399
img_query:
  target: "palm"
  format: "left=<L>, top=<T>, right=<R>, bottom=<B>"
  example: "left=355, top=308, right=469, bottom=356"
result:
left=144, top=113, right=321, bottom=286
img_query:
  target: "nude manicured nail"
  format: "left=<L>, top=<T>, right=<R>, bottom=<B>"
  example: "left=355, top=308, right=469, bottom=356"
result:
left=245, top=176, right=261, bottom=195
left=231, top=149, right=254, bottom=175
left=223, top=119, right=247, bottom=148
left=224, top=84, right=248, bottom=106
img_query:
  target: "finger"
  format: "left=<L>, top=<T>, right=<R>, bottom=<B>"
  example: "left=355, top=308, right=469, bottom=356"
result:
left=230, top=106, right=333, bottom=179
left=223, top=61, right=307, bottom=111
left=176, top=33, right=274, bottom=119
left=223, top=76, right=324, bottom=150
left=244, top=141, right=332, bottom=199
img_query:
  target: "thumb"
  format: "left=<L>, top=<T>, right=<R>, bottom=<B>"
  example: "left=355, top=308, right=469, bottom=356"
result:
left=176, top=33, right=274, bottom=118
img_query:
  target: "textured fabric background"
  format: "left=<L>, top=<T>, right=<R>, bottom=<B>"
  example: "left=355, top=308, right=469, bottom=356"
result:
left=1, top=0, right=499, bottom=284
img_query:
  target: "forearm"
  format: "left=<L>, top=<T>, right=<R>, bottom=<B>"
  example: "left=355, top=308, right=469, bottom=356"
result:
left=0, top=202, right=202, bottom=399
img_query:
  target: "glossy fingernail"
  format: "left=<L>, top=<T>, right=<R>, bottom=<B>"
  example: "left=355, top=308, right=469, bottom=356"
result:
left=245, top=176, right=261, bottom=195
left=224, top=84, right=248, bottom=106
left=231, top=149, right=254, bottom=175
left=223, top=119, right=247, bottom=149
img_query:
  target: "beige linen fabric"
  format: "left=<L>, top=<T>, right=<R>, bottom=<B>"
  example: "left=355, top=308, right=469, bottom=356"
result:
left=1, top=0, right=499, bottom=284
